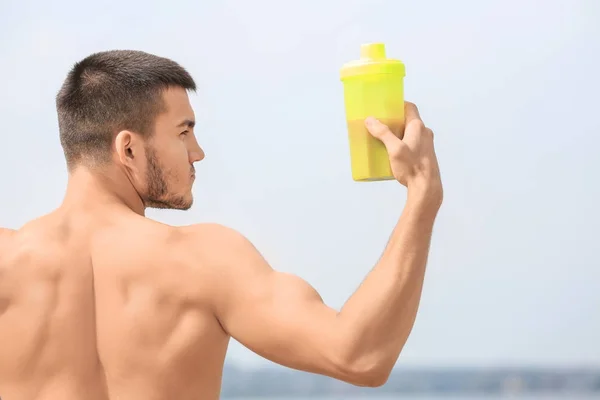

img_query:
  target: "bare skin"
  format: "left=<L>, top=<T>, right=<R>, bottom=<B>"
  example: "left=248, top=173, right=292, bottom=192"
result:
left=0, top=87, right=442, bottom=400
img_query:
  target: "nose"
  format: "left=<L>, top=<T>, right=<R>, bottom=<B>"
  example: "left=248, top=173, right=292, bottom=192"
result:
left=190, top=146, right=205, bottom=163
left=189, top=135, right=205, bottom=163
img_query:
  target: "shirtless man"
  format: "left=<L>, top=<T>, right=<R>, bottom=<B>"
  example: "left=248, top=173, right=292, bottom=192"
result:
left=0, top=50, right=443, bottom=400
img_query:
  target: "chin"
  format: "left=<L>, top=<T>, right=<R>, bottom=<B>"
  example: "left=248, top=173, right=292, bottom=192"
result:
left=145, top=194, right=193, bottom=211
left=171, top=196, right=193, bottom=211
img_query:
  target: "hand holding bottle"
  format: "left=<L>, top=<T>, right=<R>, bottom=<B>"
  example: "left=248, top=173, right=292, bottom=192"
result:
left=365, top=102, right=443, bottom=207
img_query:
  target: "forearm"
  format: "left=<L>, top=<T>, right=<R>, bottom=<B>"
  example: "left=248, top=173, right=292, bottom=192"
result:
left=335, top=186, right=440, bottom=378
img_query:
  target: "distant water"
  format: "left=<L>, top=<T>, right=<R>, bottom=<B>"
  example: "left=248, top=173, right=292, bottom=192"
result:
left=227, top=396, right=600, bottom=400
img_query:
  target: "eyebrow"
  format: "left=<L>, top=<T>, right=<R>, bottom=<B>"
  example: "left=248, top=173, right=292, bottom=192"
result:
left=176, top=119, right=195, bottom=129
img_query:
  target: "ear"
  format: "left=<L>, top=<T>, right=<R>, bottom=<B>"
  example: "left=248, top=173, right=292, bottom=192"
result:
left=114, top=130, right=143, bottom=169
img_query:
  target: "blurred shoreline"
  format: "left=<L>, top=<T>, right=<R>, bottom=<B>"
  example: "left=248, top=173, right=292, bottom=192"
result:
left=221, top=364, right=600, bottom=397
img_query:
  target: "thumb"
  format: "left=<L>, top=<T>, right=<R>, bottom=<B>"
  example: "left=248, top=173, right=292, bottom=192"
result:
left=365, top=117, right=400, bottom=149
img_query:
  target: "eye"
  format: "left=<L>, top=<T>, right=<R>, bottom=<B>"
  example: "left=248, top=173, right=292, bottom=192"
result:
left=180, top=130, right=188, bottom=137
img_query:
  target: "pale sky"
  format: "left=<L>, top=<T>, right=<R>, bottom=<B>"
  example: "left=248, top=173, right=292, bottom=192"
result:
left=1, top=0, right=599, bottom=368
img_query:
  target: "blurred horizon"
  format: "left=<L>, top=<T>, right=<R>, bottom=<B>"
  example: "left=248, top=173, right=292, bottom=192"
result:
left=219, top=363, right=600, bottom=397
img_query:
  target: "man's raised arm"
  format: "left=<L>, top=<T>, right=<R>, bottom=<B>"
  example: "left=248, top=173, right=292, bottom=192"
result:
left=191, top=102, right=442, bottom=387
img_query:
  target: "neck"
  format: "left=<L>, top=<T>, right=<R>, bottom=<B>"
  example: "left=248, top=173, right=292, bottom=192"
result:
left=62, top=164, right=146, bottom=216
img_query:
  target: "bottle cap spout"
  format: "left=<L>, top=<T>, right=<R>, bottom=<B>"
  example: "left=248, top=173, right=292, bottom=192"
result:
left=360, top=43, right=386, bottom=60
left=340, top=42, right=405, bottom=80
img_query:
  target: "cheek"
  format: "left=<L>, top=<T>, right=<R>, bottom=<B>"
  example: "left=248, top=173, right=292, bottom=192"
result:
left=169, top=142, right=193, bottom=176
left=165, top=140, right=188, bottom=162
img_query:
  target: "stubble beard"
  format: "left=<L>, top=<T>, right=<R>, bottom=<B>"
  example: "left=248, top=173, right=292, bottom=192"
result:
left=143, top=145, right=193, bottom=211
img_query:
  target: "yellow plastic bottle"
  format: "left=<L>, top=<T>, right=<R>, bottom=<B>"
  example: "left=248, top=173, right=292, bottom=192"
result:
left=340, top=43, right=406, bottom=181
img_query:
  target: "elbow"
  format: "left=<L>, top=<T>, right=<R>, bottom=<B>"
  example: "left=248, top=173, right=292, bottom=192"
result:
left=327, top=326, right=405, bottom=387
left=352, top=370, right=391, bottom=388
left=334, top=353, right=393, bottom=388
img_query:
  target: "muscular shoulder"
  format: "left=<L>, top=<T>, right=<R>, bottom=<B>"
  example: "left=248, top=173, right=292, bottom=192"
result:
left=178, top=223, right=245, bottom=247
left=174, top=223, right=270, bottom=276
left=0, top=228, right=16, bottom=254
left=0, top=229, right=17, bottom=286
left=0, top=227, right=15, bottom=237
left=174, top=223, right=279, bottom=314
left=176, top=223, right=254, bottom=260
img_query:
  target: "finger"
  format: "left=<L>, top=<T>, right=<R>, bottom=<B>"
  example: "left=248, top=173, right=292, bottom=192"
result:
left=405, top=101, right=421, bottom=124
left=364, top=117, right=401, bottom=149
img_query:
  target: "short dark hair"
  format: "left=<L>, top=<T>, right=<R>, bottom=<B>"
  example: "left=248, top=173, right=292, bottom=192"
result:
left=56, top=50, right=196, bottom=168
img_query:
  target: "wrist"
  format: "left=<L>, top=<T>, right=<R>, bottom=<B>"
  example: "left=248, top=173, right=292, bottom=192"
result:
left=406, top=179, right=443, bottom=217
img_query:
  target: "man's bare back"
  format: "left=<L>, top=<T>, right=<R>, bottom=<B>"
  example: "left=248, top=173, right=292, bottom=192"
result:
left=0, top=50, right=442, bottom=400
left=0, top=210, right=230, bottom=399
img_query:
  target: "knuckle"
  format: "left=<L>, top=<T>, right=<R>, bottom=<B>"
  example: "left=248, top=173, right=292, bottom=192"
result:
left=406, top=101, right=419, bottom=113
left=370, top=127, right=385, bottom=138
left=411, top=119, right=425, bottom=131
left=377, top=124, right=391, bottom=134
left=376, top=127, right=393, bottom=139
